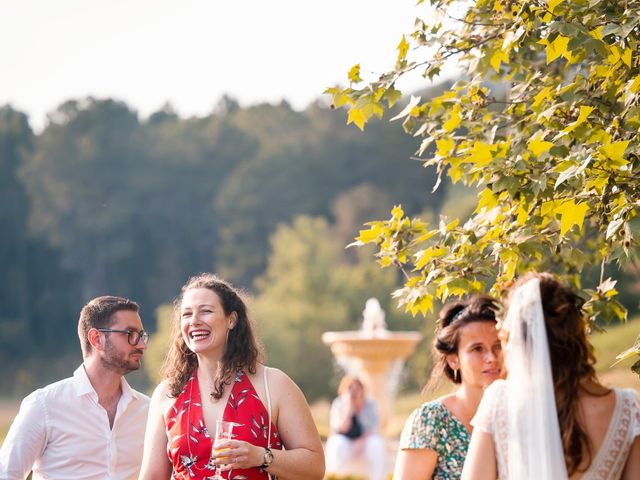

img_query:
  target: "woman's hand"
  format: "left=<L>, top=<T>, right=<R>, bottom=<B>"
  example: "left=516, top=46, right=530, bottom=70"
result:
left=213, top=438, right=264, bottom=471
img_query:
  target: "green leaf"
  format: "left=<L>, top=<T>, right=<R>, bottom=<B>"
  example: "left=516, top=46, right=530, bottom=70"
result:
left=383, top=86, right=402, bottom=108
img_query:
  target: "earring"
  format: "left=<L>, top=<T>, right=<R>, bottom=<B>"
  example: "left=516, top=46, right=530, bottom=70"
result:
left=454, top=368, right=459, bottom=382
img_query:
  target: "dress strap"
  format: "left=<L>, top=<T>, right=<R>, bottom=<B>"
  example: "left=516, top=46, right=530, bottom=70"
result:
left=264, top=366, right=272, bottom=448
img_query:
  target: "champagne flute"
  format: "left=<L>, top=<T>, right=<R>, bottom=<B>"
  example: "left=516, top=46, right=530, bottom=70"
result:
left=212, top=419, right=234, bottom=480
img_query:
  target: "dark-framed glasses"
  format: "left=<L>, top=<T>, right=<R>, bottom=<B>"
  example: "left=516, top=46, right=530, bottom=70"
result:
left=97, top=328, right=149, bottom=346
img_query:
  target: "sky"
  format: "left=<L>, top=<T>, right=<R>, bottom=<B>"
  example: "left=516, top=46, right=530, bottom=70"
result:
left=1, top=0, right=439, bottom=132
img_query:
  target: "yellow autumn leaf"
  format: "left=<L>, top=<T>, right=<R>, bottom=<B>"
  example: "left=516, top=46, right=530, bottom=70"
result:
left=548, top=0, right=564, bottom=13
left=409, top=295, right=433, bottom=316
left=396, top=35, right=409, bottom=64
left=546, top=35, right=570, bottom=64
left=347, top=107, right=366, bottom=130
left=547, top=0, right=564, bottom=13
left=622, top=48, right=632, bottom=68
left=629, top=76, right=640, bottom=94
left=586, top=175, right=608, bottom=194
left=348, top=64, right=362, bottom=84
left=359, top=99, right=384, bottom=121
left=490, top=49, right=508, bottom=72
left=324, top=87, right=351, bottom=108
left=587, top=128, right=611, bottom=145
left=500, top=250, right=518, bottom=280
left=532, top=86, right=553, bottom=108
left=540, top=200, right=561, bottom=216
left=528, top=134, right=554, bottom=156
left=414, top=246, right=444, bottom=270
left=436, top=136, right=455, bottom=157
left=608, top=46, right=621, bottom=65
left=599, top=140, right=631, bottom=162
left=443, top=104, right=462, bottom=132
left=556, top=200, right=590, bottom=236
left=563, top=105, right=594, bottom=133
left=590, top=26, right=603, bottom=40
left=476, top=188, right=498, bottom=212
left=466, top=141, right=494, bottom=167
left=357, top=225, right=382, bottom=243
left=516, top=202, right=528, bottom=225
left=391, top=205, right=405, bottom=219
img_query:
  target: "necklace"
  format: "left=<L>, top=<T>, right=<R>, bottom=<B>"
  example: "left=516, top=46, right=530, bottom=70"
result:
left=183, top=373, right=217, bottom=475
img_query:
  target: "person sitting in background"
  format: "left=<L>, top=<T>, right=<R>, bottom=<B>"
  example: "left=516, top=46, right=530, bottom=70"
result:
left=393, top=295, right=503, bottom=480
left=0, top=296, right=150, bottom=480
left=325, top=375, right=386, bottom=480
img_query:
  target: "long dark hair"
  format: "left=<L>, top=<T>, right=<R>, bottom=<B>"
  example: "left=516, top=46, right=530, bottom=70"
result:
left=161, top=273, right=263, bottom=399
left=425, top=295, right=498, bottom=392
left=508, top=271, right=602, bottom=476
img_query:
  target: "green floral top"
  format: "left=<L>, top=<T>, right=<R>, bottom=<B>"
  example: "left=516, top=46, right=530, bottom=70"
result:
left=399, top=400, right=470, bottom=479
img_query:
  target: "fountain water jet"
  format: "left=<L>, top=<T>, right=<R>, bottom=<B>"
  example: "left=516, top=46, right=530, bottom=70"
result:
left=322, top=298, right=422, bottom=429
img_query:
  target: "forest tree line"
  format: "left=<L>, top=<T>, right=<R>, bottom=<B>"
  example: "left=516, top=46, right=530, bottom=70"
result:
left=0, top=90, right=447, bottom=399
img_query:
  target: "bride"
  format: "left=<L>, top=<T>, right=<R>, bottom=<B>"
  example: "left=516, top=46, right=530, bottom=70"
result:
left=461, top=272, right=640, bottom=479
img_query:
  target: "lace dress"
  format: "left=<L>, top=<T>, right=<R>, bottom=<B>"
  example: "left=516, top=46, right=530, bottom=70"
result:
left=165, top=370, right=282, bottom=480
left=472, top=380, right=640, bottom=479
left=399, top=401, right=470, bottom=479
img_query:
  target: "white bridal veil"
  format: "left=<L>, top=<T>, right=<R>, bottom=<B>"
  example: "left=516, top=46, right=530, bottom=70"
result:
left=504, top=278, right=568, bottom=479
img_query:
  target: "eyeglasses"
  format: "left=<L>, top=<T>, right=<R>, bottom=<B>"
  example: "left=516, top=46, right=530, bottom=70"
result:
left=97, top=328, right=149, bottom=346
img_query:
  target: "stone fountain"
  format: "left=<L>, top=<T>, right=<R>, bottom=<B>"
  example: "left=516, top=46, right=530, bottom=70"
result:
left=322, top=298, right=422, bottom=429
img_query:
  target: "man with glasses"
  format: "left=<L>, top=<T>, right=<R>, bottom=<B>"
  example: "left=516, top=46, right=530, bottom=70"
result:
left=0, top=296, right=151, bottom=479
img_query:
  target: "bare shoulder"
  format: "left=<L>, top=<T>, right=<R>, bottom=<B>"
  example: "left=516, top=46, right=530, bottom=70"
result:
left=150, top=380, right=176, bottom=413
left=151, top=380, right=171, bottom=399
left=265, top=366, right=300, bottom=394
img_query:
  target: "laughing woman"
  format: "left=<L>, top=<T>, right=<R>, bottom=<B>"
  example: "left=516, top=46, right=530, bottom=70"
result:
left=393, top=295, right=503, bottom=480
left=139, top=273, right=325, bottom=480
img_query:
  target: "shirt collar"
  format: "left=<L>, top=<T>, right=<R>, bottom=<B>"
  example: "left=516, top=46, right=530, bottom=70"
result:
left=73, top=364, right=142, bottom=401
left=73, top=364, right=97, bottom=398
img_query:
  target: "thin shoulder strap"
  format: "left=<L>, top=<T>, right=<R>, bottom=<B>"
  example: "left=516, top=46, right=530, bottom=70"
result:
left=264, top=365, right=272, bottom=448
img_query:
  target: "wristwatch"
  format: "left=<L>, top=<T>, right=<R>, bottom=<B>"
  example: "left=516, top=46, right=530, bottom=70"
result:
left=260, top=447, right=274, bottom=470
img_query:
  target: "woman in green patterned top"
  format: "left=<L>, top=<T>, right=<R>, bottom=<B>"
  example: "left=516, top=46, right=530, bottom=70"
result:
left=393, top=296, right=504, bottom=479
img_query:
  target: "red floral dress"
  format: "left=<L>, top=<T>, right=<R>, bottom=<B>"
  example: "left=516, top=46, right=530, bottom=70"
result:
left=166, top=370, right=282, bottom=480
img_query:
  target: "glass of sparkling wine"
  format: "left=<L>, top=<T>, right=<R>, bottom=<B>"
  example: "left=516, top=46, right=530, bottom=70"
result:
left=213, top=419, right=234, bottom=479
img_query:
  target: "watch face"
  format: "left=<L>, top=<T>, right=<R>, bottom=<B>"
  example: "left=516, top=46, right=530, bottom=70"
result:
left=265, top=449, right=274, bottom=464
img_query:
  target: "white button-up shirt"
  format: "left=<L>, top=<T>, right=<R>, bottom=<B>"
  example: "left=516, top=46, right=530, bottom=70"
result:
left=0, top=365, right=150, bottom=480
